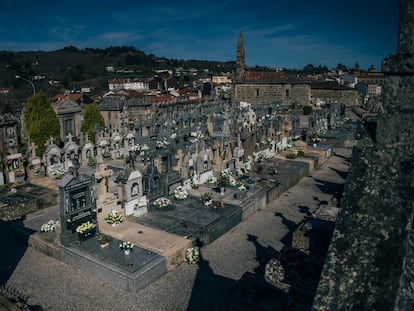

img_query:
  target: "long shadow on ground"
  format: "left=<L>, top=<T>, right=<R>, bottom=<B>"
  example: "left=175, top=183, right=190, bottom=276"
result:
left=0, top=218, right=30, bottom=285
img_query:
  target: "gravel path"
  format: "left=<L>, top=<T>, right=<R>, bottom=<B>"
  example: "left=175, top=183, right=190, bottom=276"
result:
left=2, top=147, right=352, bottom=311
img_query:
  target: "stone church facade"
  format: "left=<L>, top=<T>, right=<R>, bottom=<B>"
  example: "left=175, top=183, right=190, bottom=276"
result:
left=233, top=33, right=311, bottom=106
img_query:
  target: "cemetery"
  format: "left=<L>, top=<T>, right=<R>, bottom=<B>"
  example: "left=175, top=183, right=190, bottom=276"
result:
left=3, top=98, right=345, bottom=292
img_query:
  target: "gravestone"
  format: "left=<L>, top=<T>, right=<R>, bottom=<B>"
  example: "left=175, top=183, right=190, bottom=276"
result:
left=81, top=133, right=95, bottom=167
left=116, top=166, right=147, bottom=217
left=142, top=151, right=164, bottom=201
left=43, top=136, right=64, bottom=177
left=63, top=133, right=80, bottom=171
left=4, top=153, right=25, bottom=184
left=58, top=173, right=98, bottom=245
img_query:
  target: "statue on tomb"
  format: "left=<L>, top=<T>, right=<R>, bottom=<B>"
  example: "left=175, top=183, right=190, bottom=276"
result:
left=94, top=163, right=113, bottom=195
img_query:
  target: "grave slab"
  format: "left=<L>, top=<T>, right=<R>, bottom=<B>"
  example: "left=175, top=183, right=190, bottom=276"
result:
left=131, top=195, right=242, bottom=245
left=61, top=237, right=166, bottom=292
left=98, top=217, right=192, bottom=270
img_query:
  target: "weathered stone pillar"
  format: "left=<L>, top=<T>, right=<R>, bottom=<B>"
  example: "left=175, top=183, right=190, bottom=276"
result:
left=312, top=1, right=414, bottom=310
left=376, top=0, right=414, bottom=145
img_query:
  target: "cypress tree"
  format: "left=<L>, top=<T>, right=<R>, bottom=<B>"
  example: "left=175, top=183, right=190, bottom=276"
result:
left=81, top=102, right=105, bottom=143
left=24, top=91, right=60, bottom=155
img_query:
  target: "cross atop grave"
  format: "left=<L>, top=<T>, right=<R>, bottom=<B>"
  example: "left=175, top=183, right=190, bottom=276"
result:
left=49, top=136, right=55, bottom=146
left=94, top=163, right=113, bottom=195
left=30, top=142, right=38, bottom=159
left=66, top=132, right=73, bottom=142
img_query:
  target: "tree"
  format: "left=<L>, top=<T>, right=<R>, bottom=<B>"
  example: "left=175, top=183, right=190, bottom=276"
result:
left=81, top=103, right=105, bottom=143
left=24, top=91, right=60, bottom=155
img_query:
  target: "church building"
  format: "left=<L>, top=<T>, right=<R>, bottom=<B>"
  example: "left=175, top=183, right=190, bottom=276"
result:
left=233, top=32, right=311, bottom=106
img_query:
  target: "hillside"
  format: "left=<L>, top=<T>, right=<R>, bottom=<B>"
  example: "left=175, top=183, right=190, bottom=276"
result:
left=0, top=46, right=236, bottom=112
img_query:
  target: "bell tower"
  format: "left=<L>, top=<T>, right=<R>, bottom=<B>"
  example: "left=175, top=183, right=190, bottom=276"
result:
left=236, top=32, right=245, bottom=80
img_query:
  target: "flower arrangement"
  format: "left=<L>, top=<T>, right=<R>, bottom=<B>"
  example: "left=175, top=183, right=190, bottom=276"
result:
left=191, top=173, right=200, bottom=188
left=205, top=175, right=217, bottom=185
left=174, top=186, right=188, bottom=200
left=87, top=157, right=97, bottom=167
left=3, top=157, right=12, bottom=166
left=153, top=197, right=172, bottom=209
left=257, top=150, right=274, bottom=162
left=41, top=220, right=59, bottom=232
left=76, top=221, right=96, bottom=234
left=240, top=161, right=253, bottom=173
left=185, top=246, right=200, bottom=264
left=104, top=209, right=124, bottom=225
left=200, top=192, right=213, bottom=203
left=115, top=150, right=124, bottom=159
left=50, top=164, right=66, bottom=178
left=34, top=166, right=43, bottom=175
left=218, top=168, right=236, bottom=187
left=237, top=184, right=247, bottom=192
left=119, top=241, right=134, bottom=251
left=14, top=168, right=24, bottom=177
left=286, top=150, right=298, bottom=159
left=155, top=141, right=165, bottom=149
left=98, top=235, right=112, bottom=247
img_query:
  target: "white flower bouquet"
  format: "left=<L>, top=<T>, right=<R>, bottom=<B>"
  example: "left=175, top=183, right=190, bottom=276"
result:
left=174, top=186, right=188, bottom=200
left=185, top=246, right=200, bottom=264
left=237, top=184, right=247, bottom=191
left=153, top=197, right=172, bottom=209
left=218, top=168, right=236, bottom=187
left=119, top=241, right=134, bottom=251
left=41, top=220, right=59, bottom=232
left=104, top=209, right=124, bottom=225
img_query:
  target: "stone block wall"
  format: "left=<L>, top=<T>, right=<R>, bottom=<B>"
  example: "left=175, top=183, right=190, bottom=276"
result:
left=234, top=83, right=311, bottom=105
left=312, top=1, right=414, bottom=309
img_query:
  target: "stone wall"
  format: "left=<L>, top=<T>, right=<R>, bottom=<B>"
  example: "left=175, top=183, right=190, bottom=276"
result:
left=311, top=88, right=360, bottom=107
left=312, top=1, right=414, bottom=309
left=234, top=83, right=311, bottom=105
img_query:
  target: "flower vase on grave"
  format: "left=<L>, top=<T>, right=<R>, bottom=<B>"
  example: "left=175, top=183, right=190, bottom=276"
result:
left=235, top=191, right=247, bottom=201
left=78, top=227, right=96, bottom=241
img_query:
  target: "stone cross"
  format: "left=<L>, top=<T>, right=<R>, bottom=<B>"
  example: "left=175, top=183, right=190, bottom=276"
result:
left=94, top=164, right=113, bottom=195
left=67, top=132, right=73, bottom=142
left=30, top=142, right=38, bottom=159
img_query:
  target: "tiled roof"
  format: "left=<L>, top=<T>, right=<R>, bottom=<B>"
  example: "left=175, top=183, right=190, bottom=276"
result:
left=53, top=93, right=83, bottom=103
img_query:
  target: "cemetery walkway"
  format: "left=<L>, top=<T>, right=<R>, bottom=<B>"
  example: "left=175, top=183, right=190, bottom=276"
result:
left=2, top=147, right=352, bottom=310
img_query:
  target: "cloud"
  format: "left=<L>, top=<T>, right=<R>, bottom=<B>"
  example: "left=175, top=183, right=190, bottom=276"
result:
left=48, top=24, right=85, bottom=41
left=95, top=31, right=145, bottom=45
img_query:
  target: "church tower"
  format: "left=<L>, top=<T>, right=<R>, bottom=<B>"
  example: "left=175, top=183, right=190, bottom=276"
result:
left=236, top=32, right=245, bottom=80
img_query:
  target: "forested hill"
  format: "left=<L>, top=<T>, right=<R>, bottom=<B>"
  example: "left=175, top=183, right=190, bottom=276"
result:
left=0, top=46, right=236, bottom=110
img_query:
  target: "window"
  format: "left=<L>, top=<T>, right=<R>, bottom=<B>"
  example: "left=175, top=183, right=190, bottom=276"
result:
left=131, top=183, right=139, bottom=197
left=64, top=119, right=73, bottom=135
left=255, top=89, right=260, bottom=97
left=285, top=89, right=290, bottom=97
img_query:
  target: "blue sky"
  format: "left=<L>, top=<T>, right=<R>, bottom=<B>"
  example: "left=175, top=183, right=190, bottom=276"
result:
left=0, top=0, right=399, bottom=70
